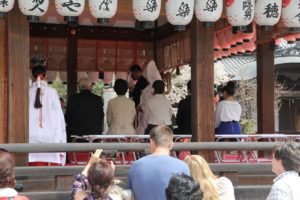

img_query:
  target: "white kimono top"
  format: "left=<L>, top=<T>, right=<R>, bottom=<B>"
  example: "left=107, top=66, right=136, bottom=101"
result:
left=29, top=81, right=66, bottom=165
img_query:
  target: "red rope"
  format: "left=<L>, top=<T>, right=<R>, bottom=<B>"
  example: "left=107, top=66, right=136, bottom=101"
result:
left=3, top=19, right=7, bottom=142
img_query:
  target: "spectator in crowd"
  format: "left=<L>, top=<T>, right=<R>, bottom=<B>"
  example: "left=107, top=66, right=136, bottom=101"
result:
left=66, top=77, right=104, bottom=142
left=106, top=79, right=136, bottom=135
left=29, top=65, right=66, bottom=166
left=266, top=142, right=300, bottom=200
left=136, top=60, right=162, bottom=134
left=185, top=155, right=235, bottom=200
left=166, top=173, right=203, bottom=200
left=143, top=80, right=173, bottom=135
left=0, top=149, right=29, bottom=200
left=130, top=64, right=149, bottom=107
left=71, top=150, right=117, bottom=200
left=127, top=126, right=190, bottom=200
left=215, top=81, right=242, bottom=135
left=176, top=80, right=192, bottom=135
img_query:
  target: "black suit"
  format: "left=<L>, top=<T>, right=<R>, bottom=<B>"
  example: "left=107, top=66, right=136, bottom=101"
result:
left=176, top=95, right=192, bottom=134
left=131, top=76, right=149, bottom=107
left=65, top=90, right=104, bottom=141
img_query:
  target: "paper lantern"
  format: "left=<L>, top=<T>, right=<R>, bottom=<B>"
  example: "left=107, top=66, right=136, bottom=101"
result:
left=255, top=0, right=282, bottom=30
left=0, top=0, right=14, bottom=12
left=195, top=0, right=222, bottom=25
left=166, top=0, right=194, bottom=31
left=133, top=0, right=161, bottom=28
left=226, top=0, right=255, bottom=32
left=19, top=0, right=49, bottom=22
left=89, top=0, right=118, bottom=24
left=55, top=0, right=85, bottom=22
left=282, top=0, right=300, bottom=32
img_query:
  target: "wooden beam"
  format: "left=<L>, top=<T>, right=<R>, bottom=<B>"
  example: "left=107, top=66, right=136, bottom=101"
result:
left=0, top=18, right=6, bottom=143
left=30, top=23, right=153, bottom=41
left=257, top=27, right=275, bottom=133
left=67, top=29, right=78, bottom=98
left=190, top=18, right=215, bottom=161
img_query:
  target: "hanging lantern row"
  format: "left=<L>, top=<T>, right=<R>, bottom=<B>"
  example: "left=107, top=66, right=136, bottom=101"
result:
left=2, top=0, right=300, bottom=32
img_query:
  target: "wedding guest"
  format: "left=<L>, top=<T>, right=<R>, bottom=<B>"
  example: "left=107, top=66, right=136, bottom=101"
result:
left=135, top=60, right=162, bottom=134
left=106, top=79, right=136, bottom=135
left=143, top=80, right=173, bottom=135
left=66, top=77, right=104, bottom=142
left=130, top=64, right=149, bottom=107
left=176, top=80, right=192, bottom=135
left=215, top=81, right=241, bottom=135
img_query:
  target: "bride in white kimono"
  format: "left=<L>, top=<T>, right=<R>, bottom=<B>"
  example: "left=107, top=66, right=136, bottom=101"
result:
left=28, top=66, right=66, bottom=165
left=136, top=60, right=162, bottom=134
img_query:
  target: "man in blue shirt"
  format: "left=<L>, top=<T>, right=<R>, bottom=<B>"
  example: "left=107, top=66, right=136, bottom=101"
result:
left=127, top=126, right=190, bottom=200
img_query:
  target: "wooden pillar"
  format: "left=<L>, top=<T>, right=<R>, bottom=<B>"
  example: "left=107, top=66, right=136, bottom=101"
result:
left=67, top=29, right=78, bottom=98
left=0, top=18, right=6, bottom=143
left=256, top=28, right=275, bottom=133
left=7, top=6, right=29, bottom=143
left=190, top=18, right=215, bottom=160
left=7, top=6, right=29, bottom=165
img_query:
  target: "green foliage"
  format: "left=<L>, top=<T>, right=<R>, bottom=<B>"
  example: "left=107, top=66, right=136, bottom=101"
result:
left=91, top=79, right=105, bottom=97
left=51, top=72, right=67, bottom=101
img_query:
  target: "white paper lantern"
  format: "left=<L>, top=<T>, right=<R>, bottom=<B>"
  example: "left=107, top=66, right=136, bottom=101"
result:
left=133, top=0, right=161, bottom=22
left=282, top=0, right=300, bottom=32
left=19, top=0, right=49, bottom=21
left=226, top=0, right=254, bottom=31
left=89, top=0, right=118, bottom=24
left=255, top=0, right=282, bottom=29
left=195, top=0, right=223, bottom=24
left=166, top=0, right=194, bottom=30
left=0, top=0, right=14, bottom=12
left=55, top=0, right=85, bottom=21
